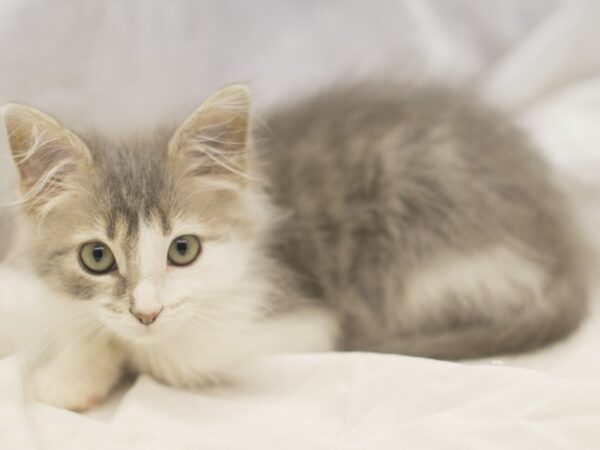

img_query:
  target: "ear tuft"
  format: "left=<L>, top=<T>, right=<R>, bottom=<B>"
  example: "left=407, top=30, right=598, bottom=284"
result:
left=169, top=84, right=252, bottom=180
left=2, top=102, right=91, bottom=215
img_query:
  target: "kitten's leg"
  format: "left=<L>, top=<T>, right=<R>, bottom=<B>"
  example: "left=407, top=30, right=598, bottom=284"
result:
left=28, top=338, right=124, bottom=411
left=352, top=245, right=586, bottom=359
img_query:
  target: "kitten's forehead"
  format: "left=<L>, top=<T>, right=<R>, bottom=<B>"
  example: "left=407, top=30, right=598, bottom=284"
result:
left=81, top=130, right=176, bottom=238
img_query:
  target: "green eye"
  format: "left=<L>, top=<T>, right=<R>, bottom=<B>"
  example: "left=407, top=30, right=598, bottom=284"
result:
left=168, top=235, right=201, bottom=266
left=79, top=242, right=116, bottom=275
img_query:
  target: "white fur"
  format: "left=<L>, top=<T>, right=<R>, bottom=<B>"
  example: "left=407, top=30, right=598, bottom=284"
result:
left=5, top=207, right=339, bottom=405
left=131, top=220, right=166, bottom=318
left=0, top=266, right=54, bottom=358
left=54, top=212, right=336, bottom=392
left=122, top=216, right=316, bottom=386
left=0, top=265, right=120, bottom=409
left=29, top=335, right=122, bottom=411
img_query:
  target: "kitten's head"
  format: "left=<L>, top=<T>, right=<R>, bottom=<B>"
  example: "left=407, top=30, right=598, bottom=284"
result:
left=3, top=85, right=275, bottom=344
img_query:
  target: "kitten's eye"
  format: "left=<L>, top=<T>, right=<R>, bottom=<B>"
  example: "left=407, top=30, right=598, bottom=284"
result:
left=79, top=242, right=116, bottom=275
left=168, top=235, right=201, bottom=266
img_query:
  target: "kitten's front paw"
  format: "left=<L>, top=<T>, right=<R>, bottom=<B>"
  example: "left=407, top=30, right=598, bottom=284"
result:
left=31, top=363, right=118, bottom=411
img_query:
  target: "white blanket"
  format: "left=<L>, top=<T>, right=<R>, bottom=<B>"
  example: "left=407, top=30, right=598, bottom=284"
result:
left=1, top=1, right=600, bottom=448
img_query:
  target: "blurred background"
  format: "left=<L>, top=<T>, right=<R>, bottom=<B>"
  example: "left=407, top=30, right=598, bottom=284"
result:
left=1, top=0, right=600, bottom=258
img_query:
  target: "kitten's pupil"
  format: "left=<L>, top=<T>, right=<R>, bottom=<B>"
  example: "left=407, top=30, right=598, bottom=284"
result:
left=92, top=246, right=104, bottom=262
left=176, top=240, right=188, bottom=256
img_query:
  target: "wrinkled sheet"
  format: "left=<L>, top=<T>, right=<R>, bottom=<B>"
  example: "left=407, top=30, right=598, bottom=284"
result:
left=1, top=1, right=600, bottom=449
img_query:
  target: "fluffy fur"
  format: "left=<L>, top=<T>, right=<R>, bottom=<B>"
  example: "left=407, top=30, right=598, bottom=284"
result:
left=0, top=83, right=587, bottom=410
left=261, top=84, right=587, bottom=358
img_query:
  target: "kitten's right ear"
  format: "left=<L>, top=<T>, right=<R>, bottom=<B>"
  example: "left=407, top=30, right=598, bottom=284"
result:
left=2, top=103, right=91, bottom=207
left=168, top=84, right=252, bottom=182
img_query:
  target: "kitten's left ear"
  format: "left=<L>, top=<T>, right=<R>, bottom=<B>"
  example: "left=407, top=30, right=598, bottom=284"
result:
left=169, top=84, right=251, bottom=179
left=2, top=103, right=91, bottom=211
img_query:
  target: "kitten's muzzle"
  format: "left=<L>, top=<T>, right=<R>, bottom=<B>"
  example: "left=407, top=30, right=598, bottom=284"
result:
left=129, top=306, right=163, bottom=326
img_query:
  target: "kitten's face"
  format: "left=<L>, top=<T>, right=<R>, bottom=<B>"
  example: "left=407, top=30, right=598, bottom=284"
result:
left=4, top=85, right=272, bottom=343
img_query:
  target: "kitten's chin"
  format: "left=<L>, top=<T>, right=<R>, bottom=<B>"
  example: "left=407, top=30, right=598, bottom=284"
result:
left=121, top=327, right=167, bottom=343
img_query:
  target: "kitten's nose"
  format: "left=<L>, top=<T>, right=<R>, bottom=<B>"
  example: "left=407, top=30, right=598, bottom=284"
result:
left=130, top=307, right=163, bottom=326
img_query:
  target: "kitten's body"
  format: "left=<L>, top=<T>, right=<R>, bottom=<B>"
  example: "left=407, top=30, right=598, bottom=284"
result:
left=1, top=83, right=586, bottom=410
left=261, top=85, right=587, bottom=358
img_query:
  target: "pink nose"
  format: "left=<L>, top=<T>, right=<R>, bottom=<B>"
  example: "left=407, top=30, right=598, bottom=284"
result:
left=130, top=307, right=163, bottom=326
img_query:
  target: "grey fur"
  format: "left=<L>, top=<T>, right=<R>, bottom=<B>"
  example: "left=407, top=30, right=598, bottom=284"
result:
left=260, top=83, right=587, bottom=359
left=80, top=130, right=176, bottom=238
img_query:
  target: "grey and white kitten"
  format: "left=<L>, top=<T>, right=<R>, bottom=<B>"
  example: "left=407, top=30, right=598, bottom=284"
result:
left=1, top=83, right=587, bottom=411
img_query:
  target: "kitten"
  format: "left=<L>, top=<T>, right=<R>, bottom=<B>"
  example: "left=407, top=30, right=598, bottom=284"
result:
left=1, top=83, right=586, bottom=411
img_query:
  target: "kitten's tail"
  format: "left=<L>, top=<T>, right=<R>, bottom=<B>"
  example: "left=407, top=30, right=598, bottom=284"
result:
left=352, top=273, right=588, bottom=360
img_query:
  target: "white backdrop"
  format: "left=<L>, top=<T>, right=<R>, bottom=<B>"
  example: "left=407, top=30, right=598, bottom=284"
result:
left=1, top=1, right=600, bottom=449
left=0, top=0, right=573, bottom=256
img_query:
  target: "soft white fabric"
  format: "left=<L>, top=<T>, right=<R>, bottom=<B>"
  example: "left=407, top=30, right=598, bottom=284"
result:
left=1, top=0, right=600, bottom=448
left=2, top=342, right=600, bottom=450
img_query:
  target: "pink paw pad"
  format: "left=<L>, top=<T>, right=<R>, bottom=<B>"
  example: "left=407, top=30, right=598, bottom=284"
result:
left=85, top=394, right=102, bottom=408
